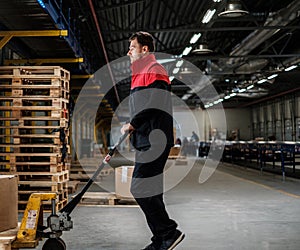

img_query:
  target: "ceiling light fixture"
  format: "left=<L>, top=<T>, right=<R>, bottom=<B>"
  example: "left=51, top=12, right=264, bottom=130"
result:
left=267, top=74, right=278, bottom=80
left=284, top=65, right=298, bottom=71
left=37, top=0, right=46, bottom=8
left=190, top=33, right=202, bottom=44
left=176, top=60, right=184, bottom=68
left=192, top=44, right=213, bottom=54
left=257, top=79, right=267, bottom=84
left=172, top=67, right=180, bottom=74
left=202, top=9, right=216, bottom=23
left=182, top=94, right=192, bottom=100
left=182, top=46, right=192, bottom=56
left=218, top=0, right=249, bottom=18
left=180, top=67, right=195, bottom=74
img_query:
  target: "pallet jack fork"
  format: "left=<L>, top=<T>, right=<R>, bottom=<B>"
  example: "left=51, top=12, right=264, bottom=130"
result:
left=12, top=132, right=129, bottom=250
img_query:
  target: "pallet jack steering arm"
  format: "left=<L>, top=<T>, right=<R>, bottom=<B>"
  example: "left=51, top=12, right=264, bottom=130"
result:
left=60, top=131, right=130, bottom=214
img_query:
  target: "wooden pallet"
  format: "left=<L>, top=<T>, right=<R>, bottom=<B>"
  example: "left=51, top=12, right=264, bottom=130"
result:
left=0, top=143, right=68, bottom=152
left=70, top=158, right=114, bottom=181
left=0, top=66, right=70, bottom=212
left=18, top=180, right=68, bottom=192
left=0, top=66, right=70, bottom=81
left=17, top=170, right=69, bottom=182
left=0, top=87, right=69, bottom=100
left=3, top=154, right=63, bottom=165
left=0, top=162, right=69, bottom=173
left=0, top=97, right=68, bottom=106
left=0, top=110, right=68, bottom=120
left=17, top=117, right=68, bottom=127
left=67, top=180, right=80, bottom=194
left=76, top=192, right=137, bottom=206
left=168, top=155, right=186, bottom=160
left=69, top=165, right=114, bottom=181
left=168, top=146, right=182, bottom=159
left=0, top=78, right=69, bottom=98
left=0, top=225, right=18, bottom=250
left=0, top=170, right=69, bottom=183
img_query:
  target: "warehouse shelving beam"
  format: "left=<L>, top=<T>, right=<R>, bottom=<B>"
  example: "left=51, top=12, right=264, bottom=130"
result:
left=4, top=57, right=83, bottom=66
left=0, top=30, right=68, bottom=49
left=71, top=75, right=93, bottom=79
left=41, top=0, right=92, bottom=73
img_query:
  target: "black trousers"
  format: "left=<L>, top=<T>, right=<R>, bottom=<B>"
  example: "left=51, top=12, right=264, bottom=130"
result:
left=130, top=145, right=177, bottom=241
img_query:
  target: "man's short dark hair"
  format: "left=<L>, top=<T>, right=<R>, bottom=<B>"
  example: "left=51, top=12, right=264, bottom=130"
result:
left=129, top=31, right=155, bottom=52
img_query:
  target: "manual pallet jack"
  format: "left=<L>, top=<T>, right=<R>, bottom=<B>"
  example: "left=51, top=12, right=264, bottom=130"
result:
left=12, top=132, right=129, bottom=250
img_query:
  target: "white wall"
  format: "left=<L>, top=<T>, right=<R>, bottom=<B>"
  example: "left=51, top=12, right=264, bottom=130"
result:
left=223, top=108, right=252, bottom=140
left=173, top=108, right=205, bottom=140
left=174, top=107, right=252, bottom=141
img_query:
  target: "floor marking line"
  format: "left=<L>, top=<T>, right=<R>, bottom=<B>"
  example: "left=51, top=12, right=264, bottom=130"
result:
left=221, top=170, right=300, bottom=199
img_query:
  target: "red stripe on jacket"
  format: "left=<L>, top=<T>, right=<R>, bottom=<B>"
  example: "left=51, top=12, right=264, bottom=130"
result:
left=130, top=54, right=170, bottom=90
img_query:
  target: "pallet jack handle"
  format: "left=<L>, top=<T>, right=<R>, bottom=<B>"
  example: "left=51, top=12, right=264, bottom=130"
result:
left=60, top=131, right=130, bottom=215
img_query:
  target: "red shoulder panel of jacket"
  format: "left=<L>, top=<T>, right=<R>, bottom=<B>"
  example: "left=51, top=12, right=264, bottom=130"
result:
left=131, top=54, right=170, bottom=90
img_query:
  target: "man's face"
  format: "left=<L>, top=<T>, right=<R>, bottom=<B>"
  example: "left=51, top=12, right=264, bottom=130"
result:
left=127, top=38, right=144, bottom=63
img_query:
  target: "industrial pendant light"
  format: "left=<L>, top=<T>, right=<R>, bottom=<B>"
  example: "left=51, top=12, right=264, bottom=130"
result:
left=192, top=43, right=213, bottom=54
left=218, top=0, right=249, bottom=18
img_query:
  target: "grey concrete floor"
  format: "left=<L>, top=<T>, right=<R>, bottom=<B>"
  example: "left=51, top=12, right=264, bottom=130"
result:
left=33, top=158, right=300, bottom=250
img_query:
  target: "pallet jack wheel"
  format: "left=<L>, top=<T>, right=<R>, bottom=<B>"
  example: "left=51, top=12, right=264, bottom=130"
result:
left=42, top=237, right=66, bottom=250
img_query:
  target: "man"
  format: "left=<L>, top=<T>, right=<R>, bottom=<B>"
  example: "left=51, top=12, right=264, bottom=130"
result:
left=121, top=31, right=184, bottom=250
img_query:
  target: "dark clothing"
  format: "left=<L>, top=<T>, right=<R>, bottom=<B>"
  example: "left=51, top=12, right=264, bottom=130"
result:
left=131, top=146, right=177, bottom=240
left=129, top=80, right=174, bottom=149
left=191, top=132, right=199, bottom=142
left=128, top=54, right=178, bottom=242
left=129, top=54, right=174, bottom=150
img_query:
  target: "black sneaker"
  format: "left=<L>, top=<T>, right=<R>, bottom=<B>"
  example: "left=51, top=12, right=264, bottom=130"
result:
left=141, top=241, right=160, bottom=250
left=159, top=230, right=185, bottom=250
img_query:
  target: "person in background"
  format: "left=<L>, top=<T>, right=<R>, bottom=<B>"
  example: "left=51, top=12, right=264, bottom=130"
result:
left=228, top=129, right=238, bottom=141
left=181, top=137, right=188, bottom=156
left=121, top=31, right=184, bottom=250
left=190, top=131, right=199, bottom=142
left=175, top=138, right=182, bottom=146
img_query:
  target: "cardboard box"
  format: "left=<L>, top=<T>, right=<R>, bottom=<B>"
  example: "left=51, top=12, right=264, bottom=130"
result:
left=0, top=175, right=18, bottom=232
left=169, top=146, right=181, bottom=156
left=115, top=166, right=134, bottom=199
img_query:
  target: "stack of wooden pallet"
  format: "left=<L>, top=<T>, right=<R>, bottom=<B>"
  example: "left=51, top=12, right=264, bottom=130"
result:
left=70, top=158, right=114, bottom=182
left=0, top=66, right=70, bottom=211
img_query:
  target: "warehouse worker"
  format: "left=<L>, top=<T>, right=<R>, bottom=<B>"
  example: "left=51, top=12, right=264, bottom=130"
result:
left=121, top=31, right=184, bottom=250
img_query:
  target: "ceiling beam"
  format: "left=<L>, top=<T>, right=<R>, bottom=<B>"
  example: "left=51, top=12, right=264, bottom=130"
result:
left=184, top=54, right=300, bottom=61
left=0, top=35, right=13, bottom=49
left=96, top=0, right=146, bottom=11
left=4, top=58, right=84, bottom=66
left=0, top=30, right=68, bottom=49
left=0, top=30, right=68, bottom=37
left=102, top=25, right=300, bottom=34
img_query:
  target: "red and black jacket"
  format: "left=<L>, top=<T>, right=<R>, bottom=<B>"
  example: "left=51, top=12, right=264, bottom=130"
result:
left=129, top=54, right=174, bottom=150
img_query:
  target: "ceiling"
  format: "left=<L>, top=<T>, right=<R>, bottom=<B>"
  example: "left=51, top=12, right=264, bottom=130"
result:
left=1, top=0, right=300, bottom=114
